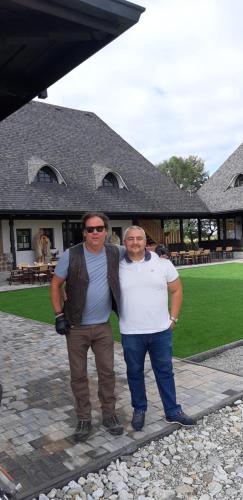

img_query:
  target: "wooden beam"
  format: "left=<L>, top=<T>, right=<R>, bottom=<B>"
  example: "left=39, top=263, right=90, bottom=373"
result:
left=9, top=218, right=17, bottom=270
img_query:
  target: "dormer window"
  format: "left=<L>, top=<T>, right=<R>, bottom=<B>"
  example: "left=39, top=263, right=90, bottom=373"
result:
left=102, top=172, right=119, bottom=188
left=225, top=173, right=243, bottom=190
left=234, top=174, right=243, bottom=187
left=35, top=166, right=58, bottom=183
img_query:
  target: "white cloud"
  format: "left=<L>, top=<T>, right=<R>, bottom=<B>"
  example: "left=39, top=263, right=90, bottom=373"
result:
left=45, top=0, right=243, bottom=175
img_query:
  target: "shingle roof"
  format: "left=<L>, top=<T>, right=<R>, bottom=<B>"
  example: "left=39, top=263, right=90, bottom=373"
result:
left=0, top=101, right=208, bottom=216
left=198, top=143, right=243, bottom=213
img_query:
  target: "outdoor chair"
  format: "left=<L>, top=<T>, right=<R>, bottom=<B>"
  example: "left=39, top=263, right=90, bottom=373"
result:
left=8, top=269, right=24, bottom=285
left=224, top=246, right=233, bottom=259
left=202, top=249, right=211, bottom=263
left=215, top=247, right=223, bottom=259
left=183, top=250, right=195, bottom=265
left=194, top=250, right=203, bottom=264
left=178, top=251, right=186, bottom=265
left=21, top=268, right=34, bottom=284
left=47, top=264, right=55, bottom=281
left=33, top=265, right=48, bottom=284
left=170, top=251, right=179, bottom=266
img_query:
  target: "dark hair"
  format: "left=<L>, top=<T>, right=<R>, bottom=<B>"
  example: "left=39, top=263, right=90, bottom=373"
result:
left=155, top=244, right=169, bottom=257
left=81, top=212, right=109, bottom=231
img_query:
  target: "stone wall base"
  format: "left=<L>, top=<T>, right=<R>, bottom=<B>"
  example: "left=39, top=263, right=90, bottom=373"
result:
left=0, top=253, right=12, bottom=272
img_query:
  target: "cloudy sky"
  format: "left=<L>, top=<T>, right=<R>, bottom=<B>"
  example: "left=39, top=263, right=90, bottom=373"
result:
left=46, top=0, right=243, bottom=175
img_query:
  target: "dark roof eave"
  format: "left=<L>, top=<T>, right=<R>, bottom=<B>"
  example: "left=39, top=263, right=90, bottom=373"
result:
left=0, top=209, right=212, bottom=219
left=0, top=0, right=145, bottom=121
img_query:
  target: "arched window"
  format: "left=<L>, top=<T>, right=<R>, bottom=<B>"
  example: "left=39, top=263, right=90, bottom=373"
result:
left=102, top=172, right=119, bottom=188
left=234, top=174, right=243, bottom=187
left=35, top=166, right=58, bottom=183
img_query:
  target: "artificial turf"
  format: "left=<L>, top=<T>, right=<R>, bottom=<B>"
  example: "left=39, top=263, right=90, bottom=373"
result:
left=0, top=263, right=242, bottom=358
left=174, top=263, right=243, bottom=357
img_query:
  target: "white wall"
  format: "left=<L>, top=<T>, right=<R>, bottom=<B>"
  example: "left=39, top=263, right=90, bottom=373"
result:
left=1, top=217, right=134, bottom=265
left=2, top=219, right=64, bottom=265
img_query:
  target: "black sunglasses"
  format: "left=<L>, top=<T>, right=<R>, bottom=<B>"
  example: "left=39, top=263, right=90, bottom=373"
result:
left=85, top=225, right=105, bottom=233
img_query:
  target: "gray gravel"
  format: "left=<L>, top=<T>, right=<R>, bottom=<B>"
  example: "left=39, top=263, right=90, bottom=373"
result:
left=37, top=347, right=243, bottom=500
left=38, top=400, right=243, bottom=500
left=200, top=346, right=243, bottom=376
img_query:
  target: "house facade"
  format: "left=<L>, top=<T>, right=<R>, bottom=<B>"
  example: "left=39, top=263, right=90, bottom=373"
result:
left=0, top=101, right=210, bottom=269
left=198, top=144, right=243, bottom=249
left=0, top=101, right=243, bottom=270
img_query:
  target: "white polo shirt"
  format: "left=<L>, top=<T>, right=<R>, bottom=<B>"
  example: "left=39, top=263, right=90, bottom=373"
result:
left=119, top=252, right=179, bottom=334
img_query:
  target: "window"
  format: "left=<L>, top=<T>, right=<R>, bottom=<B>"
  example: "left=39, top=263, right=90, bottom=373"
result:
left=201, top=219, right=217, bottom=241
left=226, top=218, right=236, bottom=239
left=102, top=173, right=119, bottom=188
left=226, top=173, right=243, bottom=190
left=234, top=174, right=243, bottom=187
left=17, top=229, right=31, bottom=251
left=42, top=228, right=54, bottom=248
left=35, top=166, right=58, bottom=183
left=183, top=219, right=198, bottom=244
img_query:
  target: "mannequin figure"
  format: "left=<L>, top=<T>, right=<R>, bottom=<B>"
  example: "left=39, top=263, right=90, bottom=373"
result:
left=33, top=229, right=51, bottom=263
left=108, top=230, right=120, bottom=245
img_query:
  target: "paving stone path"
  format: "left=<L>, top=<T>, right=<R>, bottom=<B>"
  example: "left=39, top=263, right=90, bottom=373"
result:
left=0, top=311, right=243, bottom=499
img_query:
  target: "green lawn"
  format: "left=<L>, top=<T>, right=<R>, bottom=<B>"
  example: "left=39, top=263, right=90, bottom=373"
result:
left=0, top=263, right=242, bottom=358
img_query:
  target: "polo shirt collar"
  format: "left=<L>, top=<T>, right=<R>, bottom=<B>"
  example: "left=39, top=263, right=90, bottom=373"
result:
left=124, top=250, right=152, bottom=263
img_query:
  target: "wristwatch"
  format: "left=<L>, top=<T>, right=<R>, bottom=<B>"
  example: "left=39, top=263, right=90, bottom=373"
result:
left=170, top=316, right=178, bottom=323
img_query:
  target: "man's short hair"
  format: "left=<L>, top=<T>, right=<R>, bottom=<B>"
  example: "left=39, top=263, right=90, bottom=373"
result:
left=123, top=225, right=146, bottom=241
left=81, top=212, right=109, bottom=231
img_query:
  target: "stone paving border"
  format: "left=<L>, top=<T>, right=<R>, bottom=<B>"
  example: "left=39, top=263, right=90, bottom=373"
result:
left=185, top=338, right=243, bottom=363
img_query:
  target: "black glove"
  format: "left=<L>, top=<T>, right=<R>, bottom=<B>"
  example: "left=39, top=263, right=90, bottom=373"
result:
left=55, top=313, right=70, bottom=335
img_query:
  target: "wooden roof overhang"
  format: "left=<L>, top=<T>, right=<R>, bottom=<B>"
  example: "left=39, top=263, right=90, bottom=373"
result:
left=0, top=0, right=144, bottom=121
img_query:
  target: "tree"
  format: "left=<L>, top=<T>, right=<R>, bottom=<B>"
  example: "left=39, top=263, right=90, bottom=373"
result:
left=157, top=155, right=209, bottom=193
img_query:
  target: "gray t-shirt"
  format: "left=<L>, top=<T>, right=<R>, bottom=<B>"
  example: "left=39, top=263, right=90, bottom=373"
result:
left=54, top=244, right=125, bottom=325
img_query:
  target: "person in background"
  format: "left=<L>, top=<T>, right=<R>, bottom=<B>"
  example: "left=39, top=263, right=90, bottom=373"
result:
left=155, top=244, right=170, bottom=259
left=51, top=212, right=123, bottom=440
left=119, top=225, right=196, bottom=431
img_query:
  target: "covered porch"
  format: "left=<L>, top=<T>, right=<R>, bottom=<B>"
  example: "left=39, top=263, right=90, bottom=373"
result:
left=137, top=213, right=243, bottom=256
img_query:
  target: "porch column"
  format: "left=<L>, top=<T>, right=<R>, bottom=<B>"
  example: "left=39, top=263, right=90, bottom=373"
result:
left=0, top=220, right=3, bottom=254
left=222, top=218, right=227, bottom=244
left=9, top=218, right=16, bottom=269
left=160, top=219, right=165, bottom=244
left=179, top=219, right=183, bottom=244
left=216, top=218, right=220, bottom=240
left=198, top=219, right=202, bottom=243
left=65, top=218, right=70, bottom=249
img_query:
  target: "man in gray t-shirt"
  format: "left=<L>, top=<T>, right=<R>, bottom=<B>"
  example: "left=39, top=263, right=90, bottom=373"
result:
left=51, top=212, right=124, bottom=440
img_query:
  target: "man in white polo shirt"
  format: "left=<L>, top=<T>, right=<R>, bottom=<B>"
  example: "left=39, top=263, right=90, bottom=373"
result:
left=119, top=225, right=196, bottom=431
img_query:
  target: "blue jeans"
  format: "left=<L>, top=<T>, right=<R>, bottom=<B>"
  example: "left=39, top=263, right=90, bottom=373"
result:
left=121, top=329, right=181, bottom=418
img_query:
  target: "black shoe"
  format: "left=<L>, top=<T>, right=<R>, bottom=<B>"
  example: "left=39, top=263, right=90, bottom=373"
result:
left=74, top=419, right=92, bottom=440
left=166, top=411, right=196, bottom=427
left=103, top=415, right=123, bottom=435
left=131, top=409, right=145, bottom=431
